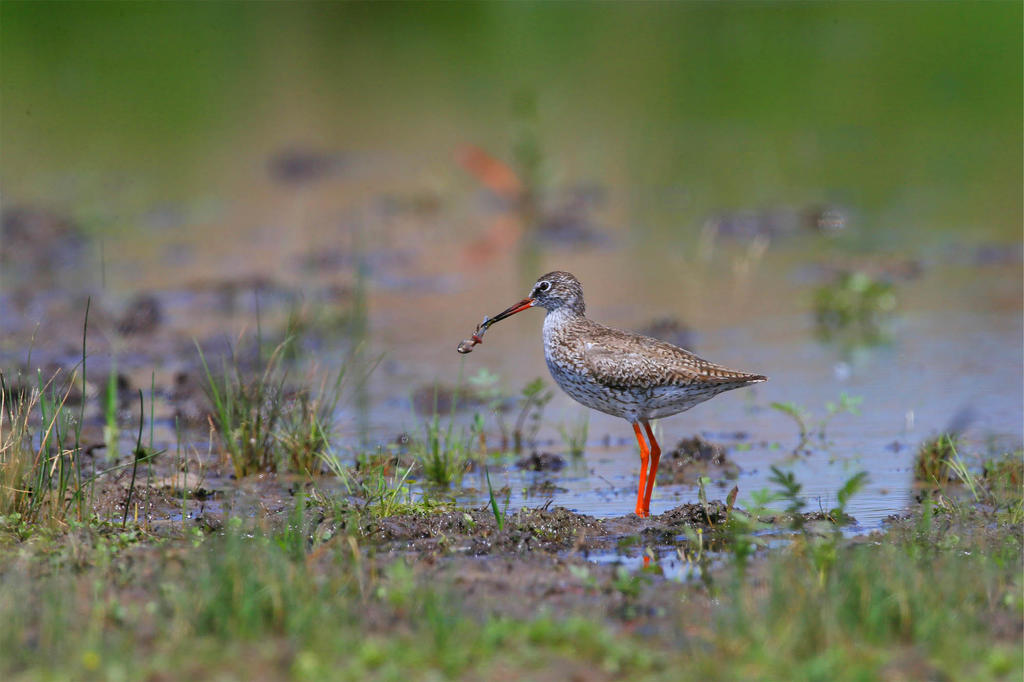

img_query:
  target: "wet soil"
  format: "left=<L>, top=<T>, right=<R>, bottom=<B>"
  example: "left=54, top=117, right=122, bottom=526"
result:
left=658, top=435, right=740, bottom=484
left=516, top=451, right=567, bottom=472
left=316, top=491, right=830, bottom=565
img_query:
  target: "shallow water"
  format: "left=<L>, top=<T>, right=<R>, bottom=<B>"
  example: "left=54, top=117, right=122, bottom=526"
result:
left=366, top=243, right=1022, bottom=528
left=1, top=3, right=1021, bottom=531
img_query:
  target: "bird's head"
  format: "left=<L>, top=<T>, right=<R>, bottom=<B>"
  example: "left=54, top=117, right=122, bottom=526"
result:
left=525, top=271, right=585, bottom=314
left=486, top=271, right=585, bottom=327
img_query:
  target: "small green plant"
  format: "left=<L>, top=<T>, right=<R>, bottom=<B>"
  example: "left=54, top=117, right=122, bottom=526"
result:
left=914, top=432, right=961, bottom=485
left=557, top=413, right=589, bottom=457
left=770, top=401, right=810, bottom=452
left=920, top=440, right=1017, bottom=522
left=721, top=486, right=776, bottom=577
left=610, top=565, right=647, bottom=600
left=463, top=372, right=553, bottom=453
left=771, top=393, right=861, bottom=455
left=0, top=369, right=80, bottom=523
left=276, top=387, right=331, bottom=474
left=982, top=454, right=1024, bottom=524
left=831, top=470, right=869, bottom=522
left=197, top=333, right=372, bottom=478
left=485, top=467, right=504, bottom=531
left=121, top=390, right=161, bottom=529
left=362, top=462, right=416, bottom=517
left=769, top=466, right=807, bottom=530
left=275, top=361, right=357, bottom=475
left=411, top=414, right=472, bottom=487
left=769, top=465, right=868, bottom=583
left=319, top=446, right=449, bottom=522
left=196, top=335, right=291, bottom=477
left=813, top=270, right=897, bottom=343
left=465, top=368, right=503, bottom=454
left=316, top=442, right=354, bottom=489
left=102, top=364, right=120, bottom=461
left=697, top=475, right=713, bottom=525
left=505, top=378, right=552, bottom=453
left=0, top=302, right=96, bottom=527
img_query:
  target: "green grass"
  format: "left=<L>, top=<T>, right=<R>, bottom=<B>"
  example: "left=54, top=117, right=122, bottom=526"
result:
left=707, top=459, right=1021, bottom=680
left=0, top=368, right=83, bottom=525
left=196, top=336, right=291, bottom=478
left=485, top=466, right=504, bottom=531
left=318, top=443, right=451, bottom=521
left=708, top=532, right=1019, bottom=680
left=557, top=412, right=589, bottom=458
left=409, top=412, right=473, bottom=488
left=351, top=460, right=420, bottom=518
left=0, top=517, right=658, bottom=681
left=0, top=301, right=95, bottom=527
left=914, top=432, right=961, bottom=484
left=276, top=363, right=356, bottom=476
left=101, top=364, right=120, bottom=462
left=196, top=335, right=359, bottom=478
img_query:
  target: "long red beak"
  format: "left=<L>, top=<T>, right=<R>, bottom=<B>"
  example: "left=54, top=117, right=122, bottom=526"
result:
left=488, top=297, right=536, bottom=324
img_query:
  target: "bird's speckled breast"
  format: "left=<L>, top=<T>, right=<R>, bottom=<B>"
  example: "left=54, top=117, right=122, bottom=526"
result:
left=542, top=310, right=640, bottom=421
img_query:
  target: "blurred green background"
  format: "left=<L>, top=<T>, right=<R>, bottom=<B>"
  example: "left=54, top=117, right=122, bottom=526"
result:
left=2, top=1, right=1021, bottom=243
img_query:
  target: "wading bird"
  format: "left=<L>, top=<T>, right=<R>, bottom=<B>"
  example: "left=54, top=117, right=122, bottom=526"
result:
left=459, top=271, right=766, bottom=517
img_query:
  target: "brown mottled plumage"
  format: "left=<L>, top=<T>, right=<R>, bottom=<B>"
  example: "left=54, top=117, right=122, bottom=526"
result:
left=477, top=270, right=766, bottom=517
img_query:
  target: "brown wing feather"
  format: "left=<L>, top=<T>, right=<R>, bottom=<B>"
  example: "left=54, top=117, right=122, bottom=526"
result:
left=578, top=322, right=766, bottom=389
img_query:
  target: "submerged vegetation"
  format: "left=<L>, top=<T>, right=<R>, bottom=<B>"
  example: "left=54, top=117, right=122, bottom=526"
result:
left=813, top=271, right=897, bottom=345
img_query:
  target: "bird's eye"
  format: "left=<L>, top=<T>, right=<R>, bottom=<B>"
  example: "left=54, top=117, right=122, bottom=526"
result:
left=537, top=281, right=551, bottom=293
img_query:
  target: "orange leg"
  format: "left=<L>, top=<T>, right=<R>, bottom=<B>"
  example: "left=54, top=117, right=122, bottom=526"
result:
left=631, top=421, right=650, bottom=517
left=641, top=420, right=661, bottom=517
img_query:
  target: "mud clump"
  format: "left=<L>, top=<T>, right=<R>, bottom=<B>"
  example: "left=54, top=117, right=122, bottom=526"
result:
left=525, top=479, right=568, bottom=496
left=117, top=294, right=163, bottom=336
left=358, top=506, right=606, bottom=556
left=268, top=148, right=348, bottom=184
left=636, top=502, right=733, bottom=543
left=657, top=501, right=731, bottom=526
left=659, top=435, right=739, bottom=483
left=516, top=451, right=566, bottom=472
